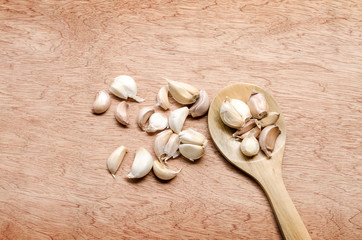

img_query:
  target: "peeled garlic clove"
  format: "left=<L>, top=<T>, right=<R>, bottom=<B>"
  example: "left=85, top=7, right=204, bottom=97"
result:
left=92, top=90, right=111, bottom=114
left=233, top=119, right=261, bottom=138
left=240, top=135, right=260, bottom=157
left=169, top=107, right=189, bottom=133
left=179, top=129, right=207, bottom=147
left=260, top=112, right=280, bottom=127
left=156, top=86, right=170, bottom=110
left=109, top=75, right=144, bottom=102
left=235, top=126, right=261, bottom=140
left=248, top=91, right=268, bottom=119
left=163, top=133, right=179, bottom=161
left=179, top=144, right=205, bottom=161
left=259, top=125, right=281, bottom=158
left=115, top=101, right=129, bottom=125
left=146, top=112, right=168, bottom=133
left=127, top=148, right=153, bottom=178
left=167, top=79, right=199, bottom=105
left=154, top=129, right=173, bottom=160
left=137, top=107, right=155, bottom=131
left=107, top=145, right=128, bottom=178
left=189, top=90, right=210, bottom=117
left=153, top=160, right=180, bottom=180
left=220, top=97, right=247, bottom=129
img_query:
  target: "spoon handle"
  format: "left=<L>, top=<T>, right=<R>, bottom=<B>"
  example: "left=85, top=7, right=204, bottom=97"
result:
left=259, top=173, right=311, bottom=240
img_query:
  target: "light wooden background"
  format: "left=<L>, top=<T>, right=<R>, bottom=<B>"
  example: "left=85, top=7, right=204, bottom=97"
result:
left=0, top=0, right=361, bottom=239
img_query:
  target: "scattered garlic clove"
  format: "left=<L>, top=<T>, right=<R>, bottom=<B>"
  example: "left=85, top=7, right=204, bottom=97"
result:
left=92, top=90, right=111, bottom=114
left=137, top=107, right=155, bottom=131
left=115, top=101, right=129, bottom=125
left=189, top=90, right=210, bottom=118
left=127, top=148, right=153, bottom=178
left=179, top=129, right=207, bottom=147
left=156, top=86, right=170, bottom=110
left=166, top=79, right=199, bottom=105
left=240, top=135, right=260, bottom=157
left=259, top=125, right=281, bottom=158
left=163, top=133, right=180, bottom=162
left=220, top=97, right=251, bottom=129
left=146, top=112, right=168, bottom=133
left=235, top=126, right=261, bottom=140
left=153, top=160, right=180, bottom=181
left=248, top=91, right=268, bottom=119
left=260, top=112, right=280, bottom=127
left=232, top=119, right=260, bottom=138
left=107, top=145, right=128, bottom=178
left=154, top=129, right=173, bottom=160
left=179, top=144, right=205, bottom=161
left=169, top=107, right=189, bottom=133
left=109, top=75, right=144, bottom=102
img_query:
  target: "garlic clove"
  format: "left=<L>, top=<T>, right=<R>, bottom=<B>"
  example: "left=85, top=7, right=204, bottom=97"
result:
left=235, top=126, right=261, bottom=140
left=220, top=97, right=245, bottom=129
left=137, top=107, right=155, bottom=131
left=240, top=135, right=260, bottom=157
left=156, top=86, right=170, bottom=110
left=229, top=98, right=252, bottom=123
left=107, top=145, right=128, bottom=178
left=166, top=79, right=199, bottom=105
left=115, top=101, right=129, bottom=125
left=146, top=112, right=168, bottom=133
left=127, top=148, right=153, bottom=178
left=259, top=125, right=281, bottom=158
left=169, top=107, right=189, bottom=133
left=179, top=144, right=205, bottom=161
left=92, top=90, right=111, bottom=114
left=233, top=119, right=261, bottom=138
left=163, top=133, right=179, bottom=161
left=179, top=129, right=207, bottom=147
left=189, top=90, right=210, bottom=118
left=154, top=129, right=173, bottom=160
left=248, top=91, right=268, bottom=119
left=153, top=160, right=180, bottom=180
left=109, top=75, right=144, bottom=102
left=260, top=112, right=280, bottom=127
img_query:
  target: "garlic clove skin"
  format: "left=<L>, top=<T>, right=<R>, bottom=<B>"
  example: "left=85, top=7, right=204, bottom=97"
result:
left=167, top=79, right=199, bottom=105
left=163, top=133, right=179, bottom=161
left=235, top=126, right=261, bottom=140
left=232, top=119, right=260, bottom=137
left=240, top=135, right=260, bottom=157
left=179, top=144, right=205, bottom=161
left=107, top=145, right=128, bottom=178
left=259, top=125, right=281, bottom=158
left=115, top=101, right=129, bottom=125
left=179, top=129, right=207, bottom=147
left=92, top=90, right=111, bottom=114
left=109, top=75, right=144, bottom=102
left=260, top=112, right=280, bottom=127
left=127, top=148, right=153, bottom=178
left=137, top=107, right=155, bottom=131
left=156, top=86, right=170, bottom=110
left=154, top=129, right=173, bottom=160
left=153, top=160, right=180, bottom=180
left=169, top=107, right=189, bottom=133
left=220, top=97, right=245, bottom=129
left=189, top=90, right=210, bottom=118
left=146, top=112, right=168, bottom=133
left=248, top=91, right=268, bottom=119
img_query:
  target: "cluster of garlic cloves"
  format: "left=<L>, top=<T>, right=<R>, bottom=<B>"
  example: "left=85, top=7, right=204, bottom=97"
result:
left=179, top=129, right=207, bottom=161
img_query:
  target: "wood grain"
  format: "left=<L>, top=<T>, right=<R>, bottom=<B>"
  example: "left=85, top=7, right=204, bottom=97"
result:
left=0, top=0, right=361, bottom=239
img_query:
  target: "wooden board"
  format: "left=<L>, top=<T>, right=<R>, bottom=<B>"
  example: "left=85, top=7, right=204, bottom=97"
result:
left=0, top=0, right=361, bottom=239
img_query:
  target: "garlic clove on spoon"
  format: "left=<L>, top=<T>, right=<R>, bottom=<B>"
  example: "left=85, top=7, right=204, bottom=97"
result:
left=259, top=125, right=281, bottom=158
left=92, top=90, right=111, bottom=114
left=248, top=91, right=268, bottom=119
left=127, top=148, right=153, bottom=178
left=260, top=112, right=280, bottom=127
left=240, top=135, right=260, bottom=157
left=220, top=97, right=251, bottom=129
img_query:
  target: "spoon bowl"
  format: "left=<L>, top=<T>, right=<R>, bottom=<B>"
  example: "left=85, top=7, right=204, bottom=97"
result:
left=208, top=83, right=311, bottom=240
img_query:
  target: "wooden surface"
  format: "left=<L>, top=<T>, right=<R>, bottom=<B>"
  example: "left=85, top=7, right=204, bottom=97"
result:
left=0, top=0, right=361, bottom=239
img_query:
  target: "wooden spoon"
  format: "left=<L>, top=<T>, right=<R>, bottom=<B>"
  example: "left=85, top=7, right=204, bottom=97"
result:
left=208, top=83, right=311, bottom=240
